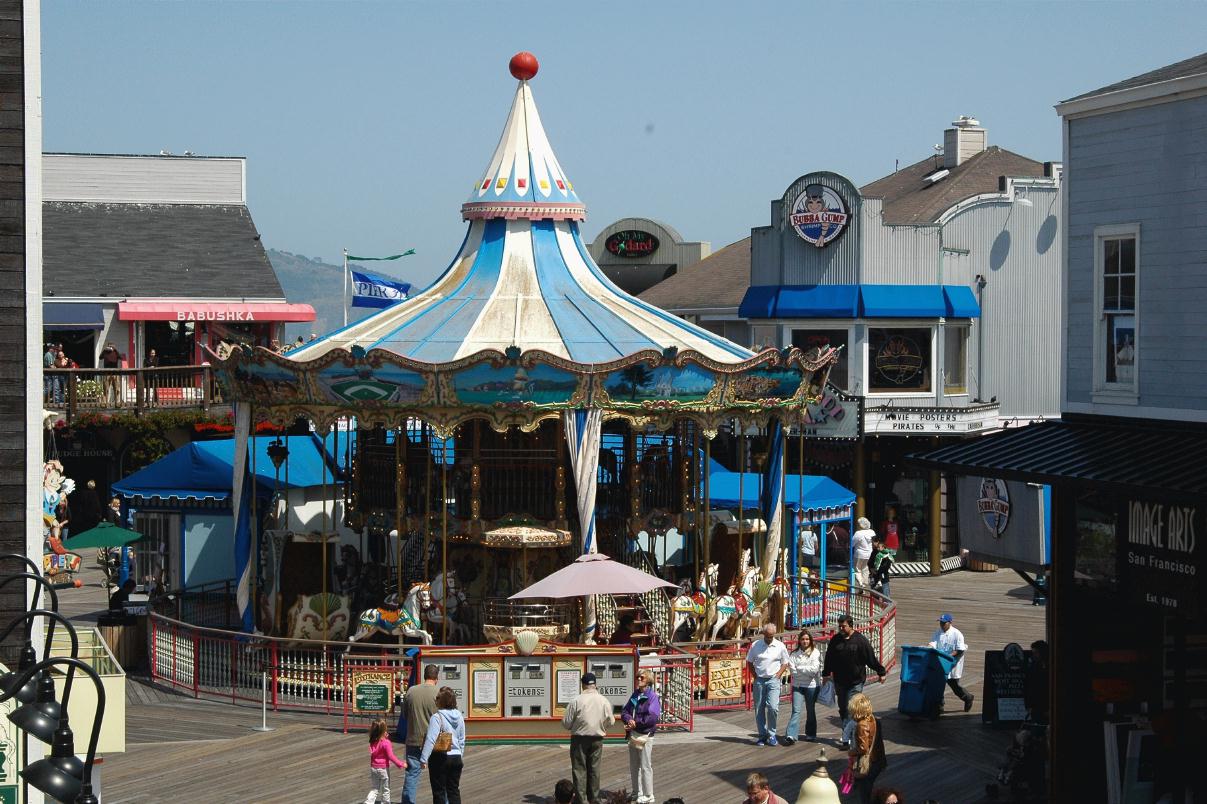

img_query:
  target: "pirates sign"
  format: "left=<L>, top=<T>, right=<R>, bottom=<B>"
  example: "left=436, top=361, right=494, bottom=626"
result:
left=977, top=478, right=1011, bottom=537
left=789, top=183, right=850, bottom=248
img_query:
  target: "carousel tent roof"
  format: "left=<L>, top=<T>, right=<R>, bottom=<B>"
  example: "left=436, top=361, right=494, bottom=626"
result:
left=706, top=470, right=855, bottom=515
left=286, top=57, right=754, bottom=367
left=113, top=434, right=351, bottom=503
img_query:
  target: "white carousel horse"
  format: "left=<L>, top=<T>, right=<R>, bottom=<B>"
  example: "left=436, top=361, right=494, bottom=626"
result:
left=284, top=592, right=351, bottom=642
left=704, top=552, right=761, bottom=642
left=670, top=564, right=718, bottom=641
left=424, top=570, right=471, bottom=644
left=350, top=583, right=433, bottom=645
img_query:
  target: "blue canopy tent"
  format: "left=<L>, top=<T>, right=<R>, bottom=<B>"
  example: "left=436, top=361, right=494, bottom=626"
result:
left=113, top=434, right=351, bottom=592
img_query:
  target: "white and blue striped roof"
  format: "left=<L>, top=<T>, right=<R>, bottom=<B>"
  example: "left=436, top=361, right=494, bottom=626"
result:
left=292, top=59, right=754, bottom=367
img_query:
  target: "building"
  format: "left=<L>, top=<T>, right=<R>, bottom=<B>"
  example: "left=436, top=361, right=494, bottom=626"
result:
left=915, top=52, right=1207, bottom=802
left=586, top=217, right=709, bottom=295
left=41, top=153, right=314, bottom=369
left=645, top=117, right=1062, bottom=570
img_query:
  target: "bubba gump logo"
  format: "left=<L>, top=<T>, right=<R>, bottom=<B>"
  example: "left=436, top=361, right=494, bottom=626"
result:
left=977, top=478, right=1011, bottom=537
left=789, top=183, right=850, bottom=248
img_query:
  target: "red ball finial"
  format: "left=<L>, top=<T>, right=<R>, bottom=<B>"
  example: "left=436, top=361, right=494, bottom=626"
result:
left=509, top=51, right=539, bottom=81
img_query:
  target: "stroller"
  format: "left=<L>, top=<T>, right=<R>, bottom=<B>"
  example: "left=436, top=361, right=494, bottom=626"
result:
left=97, top=546, right=131, bottom=589
left=987, top=721, right=1047, bottom=801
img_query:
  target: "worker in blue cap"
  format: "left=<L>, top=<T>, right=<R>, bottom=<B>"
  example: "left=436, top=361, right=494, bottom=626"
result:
left=931, top=613, right=974, bottom=712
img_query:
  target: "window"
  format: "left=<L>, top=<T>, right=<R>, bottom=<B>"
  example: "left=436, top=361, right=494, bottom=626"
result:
left=1094, top=225, right=1139, bottom=396
left=792, top=329, right=849, bottom=389
left=869, top=327, right=931, bottom=393
left=943, top=326, right=968, bottom=394
left=133, top=512, right=180, bottom=590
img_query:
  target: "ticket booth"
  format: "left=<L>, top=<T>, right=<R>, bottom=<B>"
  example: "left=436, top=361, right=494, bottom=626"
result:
left=419, top=640, right=636, bottom=741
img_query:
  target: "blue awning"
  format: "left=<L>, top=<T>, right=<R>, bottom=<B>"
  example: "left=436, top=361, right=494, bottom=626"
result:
left=943, top=285, right=981, bottom=318
left=704, top=470, right=856, bottom=517
left=741, top=284, right=981, bottom=319
left=43, top=302, right=104, bottom=330
left=859, top=285, right=946, bottom=317
left=739, top=285, right=860, bottom=319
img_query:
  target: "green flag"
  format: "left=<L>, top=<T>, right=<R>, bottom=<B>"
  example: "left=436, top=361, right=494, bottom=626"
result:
left=346, top=249, right=416, bottom=261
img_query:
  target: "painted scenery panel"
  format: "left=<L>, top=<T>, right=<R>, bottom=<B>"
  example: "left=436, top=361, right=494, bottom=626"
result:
left=602, top=364, right=716, bottom=404
left=227, top=362, right=307, bottom=403
left=452, top=362, right=579, bottom=406
left=729, top=367, right=802, bottom=402
left=317, top=363, right=427, bottom=404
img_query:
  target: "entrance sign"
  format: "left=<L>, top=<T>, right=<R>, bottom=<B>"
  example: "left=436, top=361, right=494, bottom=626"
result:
left=706, top=658, right=743, bottom=700
left=789, top=184, right=850, bottom=248
left=351, top=669, right=394, bottom=714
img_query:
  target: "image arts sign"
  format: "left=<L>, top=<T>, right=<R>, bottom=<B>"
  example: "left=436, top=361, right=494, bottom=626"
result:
left=1123, top=498, right=1202, bottom=613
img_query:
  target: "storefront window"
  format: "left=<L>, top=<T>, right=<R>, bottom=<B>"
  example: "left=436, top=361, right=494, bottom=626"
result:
left=1074, top=491, right=1118, bottom=591
left=869, top=327, right=931, bottom=393
left=943, top=326, right=968, bottom=394
left=133, top=511, right=180, bottom=589
left=792, top=329, right=849, bottom=389
left=143, top=320, right=196, bottom=367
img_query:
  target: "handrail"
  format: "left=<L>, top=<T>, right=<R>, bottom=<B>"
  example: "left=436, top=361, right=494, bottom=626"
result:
left=43, top=363, right=224, bottom=421
left=148, top=610, right=389, bottom=651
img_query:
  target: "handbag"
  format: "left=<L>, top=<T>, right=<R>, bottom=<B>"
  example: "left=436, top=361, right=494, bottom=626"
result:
left=432, top=712, right=453, bottom=753
left=854, top=752, right=871, bottom=777
left=817, top=679, right=836, bottom=708
left=628, top=732, right=649, bottom=748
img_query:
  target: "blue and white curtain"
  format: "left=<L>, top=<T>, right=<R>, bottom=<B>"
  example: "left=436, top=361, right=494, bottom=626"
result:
left=563, top=409, right=602, bottom=642
left=232, top=403, right=255, bottom=632
left=760, top=420, right=786, bottom=579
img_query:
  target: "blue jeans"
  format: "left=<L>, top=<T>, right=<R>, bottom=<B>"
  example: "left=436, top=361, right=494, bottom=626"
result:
left=752, top=676, right=782, bottom=740
left=400, top=745, right=423, bottom=804
left=836, top=681, right=864, bottom=731
left=786, top=685, right=819, bottom=740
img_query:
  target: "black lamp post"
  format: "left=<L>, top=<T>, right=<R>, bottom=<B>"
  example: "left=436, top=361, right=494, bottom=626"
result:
left=0, top=572, right=60, bottom=704
left=5, top=609, right=79, bottom=743
left=0, top=656, right=105, bottom=804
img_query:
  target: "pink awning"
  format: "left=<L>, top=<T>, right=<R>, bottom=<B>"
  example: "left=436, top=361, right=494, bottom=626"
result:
left=117, top=302, right=316, bottom=323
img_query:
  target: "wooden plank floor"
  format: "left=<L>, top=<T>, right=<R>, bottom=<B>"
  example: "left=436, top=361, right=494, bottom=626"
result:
left=96, top=568, right=1044, bottom=803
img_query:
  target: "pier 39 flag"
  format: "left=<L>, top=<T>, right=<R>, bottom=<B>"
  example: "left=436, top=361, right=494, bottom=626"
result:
left=351, top=269, right=412, bottom=309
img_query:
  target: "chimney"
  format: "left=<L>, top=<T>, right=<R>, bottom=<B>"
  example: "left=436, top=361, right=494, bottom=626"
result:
left=943, top=116, right=987, bottom=168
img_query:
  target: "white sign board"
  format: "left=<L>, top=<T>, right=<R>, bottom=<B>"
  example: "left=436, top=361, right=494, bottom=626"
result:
left=864, top=403, right=1000, bottom=436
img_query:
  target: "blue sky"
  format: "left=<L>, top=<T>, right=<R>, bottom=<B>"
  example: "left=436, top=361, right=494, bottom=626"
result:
left=43, top=1, right=1207, bottom=286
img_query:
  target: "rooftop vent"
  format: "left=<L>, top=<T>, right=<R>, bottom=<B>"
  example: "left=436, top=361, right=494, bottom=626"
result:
left=943, top=116, right=987, bottom=169
left=923, top=168, right=951, bottom=184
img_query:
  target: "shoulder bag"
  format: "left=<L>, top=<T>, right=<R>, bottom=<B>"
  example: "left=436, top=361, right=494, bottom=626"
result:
left=432, top=712, right=453, bottom=753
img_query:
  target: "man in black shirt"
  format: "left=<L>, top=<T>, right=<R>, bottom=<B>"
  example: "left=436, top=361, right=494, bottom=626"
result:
left=822, top=614, right=887, bottom=746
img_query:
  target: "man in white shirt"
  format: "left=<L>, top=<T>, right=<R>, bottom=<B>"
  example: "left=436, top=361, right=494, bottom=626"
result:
left=931, top=613, right=974, bottom=712
left=745, top=624, right=791, bottom=746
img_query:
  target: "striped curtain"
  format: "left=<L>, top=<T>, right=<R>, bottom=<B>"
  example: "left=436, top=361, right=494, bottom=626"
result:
left=760, top=420, right=786, bottom=579
left=563, top=409, right=602, bottom=642
left=231, top=403, right=255, bottom=632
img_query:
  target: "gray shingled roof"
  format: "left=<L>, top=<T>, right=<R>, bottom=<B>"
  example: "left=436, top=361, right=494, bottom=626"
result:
left=44, top=202, right=284, bottom=299
left=637, top=237, right=750, bottom=311
left=859, top=147, right=1047, bottom=225
left=1064, top=50, right=1207, bottom=103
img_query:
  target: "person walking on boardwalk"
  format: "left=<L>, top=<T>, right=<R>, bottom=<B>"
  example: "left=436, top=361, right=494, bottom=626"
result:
left=745, top=623, right=791, bottom=746
left=560, top=672, right=615, bottom=804
left=783, top=629, right=823, bottom=744
left=852, top=517, right=875, bottom=587
left=740, top=771, right=790, bottom=804
left=846, top=693, right=888, bottom=804
left=931, top=613, right=974, bottom=712
left=822, top=614, right=887, bottom=747
left=869, top=536, right=894, bottom=599
left=364, top=718, right=404, bottom=804
left=420, top=686, right=466, bottom=804
left=621, top=668, right=660, bottom=803
left=400, top=664, right=440, bottom=804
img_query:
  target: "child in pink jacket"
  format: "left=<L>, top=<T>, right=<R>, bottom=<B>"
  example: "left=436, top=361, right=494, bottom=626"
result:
left=365, top=718, right=404, bottom=803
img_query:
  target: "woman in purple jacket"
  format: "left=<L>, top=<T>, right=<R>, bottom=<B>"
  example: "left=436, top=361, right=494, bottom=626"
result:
left=621, top=669, right=661, bottom=804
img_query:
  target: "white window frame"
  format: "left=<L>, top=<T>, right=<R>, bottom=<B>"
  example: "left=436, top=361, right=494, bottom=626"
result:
left=1092, top=224, right=1140, bottom=404
left=788, top=323, right=855, bottom=391
left=864, top=323, right=937, bottom=399
left=942, top=324, right=970, bottom=396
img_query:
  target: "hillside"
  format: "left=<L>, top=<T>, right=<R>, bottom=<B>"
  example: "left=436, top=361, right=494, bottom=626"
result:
left=268, top=249, right=413, bottom=341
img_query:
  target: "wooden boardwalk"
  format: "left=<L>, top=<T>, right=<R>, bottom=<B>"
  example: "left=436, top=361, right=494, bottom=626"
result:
left=95, top=568, right=1044, bottom=803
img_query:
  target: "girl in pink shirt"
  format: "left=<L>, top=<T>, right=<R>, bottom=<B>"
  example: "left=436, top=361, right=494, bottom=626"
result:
left=365, top=718, right=404, bottom=803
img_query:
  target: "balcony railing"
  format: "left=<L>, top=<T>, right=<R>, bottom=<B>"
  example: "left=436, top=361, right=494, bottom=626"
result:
left=44, top=365, right=225, bottom=421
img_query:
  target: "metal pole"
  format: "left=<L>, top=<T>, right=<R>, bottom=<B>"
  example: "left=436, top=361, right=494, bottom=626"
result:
left=322, top=424, right=329, bottom=642
left=250, top=412, right=258, bottom=629
left=252, top=670, right=274, bottom=732
left=343, top=249, right=350, bottom=328
left=737, top=428, right=745, bottom=577
left=703, top=436, right=711, bottom=570
left=441, top=434, right=449, bottom=644
left=396, top=424, right=404, bottom=598
left=424, top=424, right=432, bottom=579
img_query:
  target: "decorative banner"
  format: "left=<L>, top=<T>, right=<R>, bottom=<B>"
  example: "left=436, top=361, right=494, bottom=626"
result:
left=706, top=658, right=743, bottom=700
left=351, top=269, right=412, bottom=309
left=604, top=230, right=660, bottom=259
left=351, top=669, right=395, bottom=714
left=789, top=183, right=850, bottom=248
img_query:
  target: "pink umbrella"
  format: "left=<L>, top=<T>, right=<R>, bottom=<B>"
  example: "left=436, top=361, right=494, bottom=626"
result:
left=508, top=552, right=678, bottom=599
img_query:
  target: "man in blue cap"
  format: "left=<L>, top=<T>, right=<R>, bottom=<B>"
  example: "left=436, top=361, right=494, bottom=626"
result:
left=931, top=613, right=974, bottom=712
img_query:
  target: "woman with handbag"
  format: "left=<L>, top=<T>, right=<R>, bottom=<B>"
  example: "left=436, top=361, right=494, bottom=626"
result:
left=420, top=686, right=466, bottom=804
left=621, top=669, right=661, bottom=804
left=784, top=630, right=823, bottom=744
left=844, top=693, right=887, bottom=804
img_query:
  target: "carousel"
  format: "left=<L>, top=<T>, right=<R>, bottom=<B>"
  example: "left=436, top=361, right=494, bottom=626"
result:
left=214, top=52, right=838, bottom=652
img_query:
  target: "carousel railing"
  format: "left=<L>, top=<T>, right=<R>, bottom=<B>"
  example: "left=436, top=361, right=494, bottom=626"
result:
left=45, top=365, right=224, bottom=421
left=479, top=598, right=575, bottom=634
left=148, top=611, right=414, bottom=714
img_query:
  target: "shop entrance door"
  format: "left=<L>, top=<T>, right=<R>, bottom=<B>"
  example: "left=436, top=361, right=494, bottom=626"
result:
left=143, top=320, right=196, bottom=366
left=44, top=329, right=96, bottom=367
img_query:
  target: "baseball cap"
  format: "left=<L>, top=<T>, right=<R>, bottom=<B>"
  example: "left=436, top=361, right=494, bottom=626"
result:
left=938, top=613, right=954, bottom=623
left=581, top=672, right=597, bottom=686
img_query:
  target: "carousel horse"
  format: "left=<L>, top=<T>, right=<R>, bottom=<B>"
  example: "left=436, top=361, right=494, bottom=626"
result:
left=670, top=564, right=717, bottom=642
left=424, top=570, right=471, bottom=644
left=284, top=592, right=351, bottom=643
left=705, top=553, right=761, bottom=642
left=350, top=583, right=433, bottom=645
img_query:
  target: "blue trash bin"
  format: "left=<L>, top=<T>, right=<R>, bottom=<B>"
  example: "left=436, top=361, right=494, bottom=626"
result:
left=898, top=645, right=959, bottom=718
